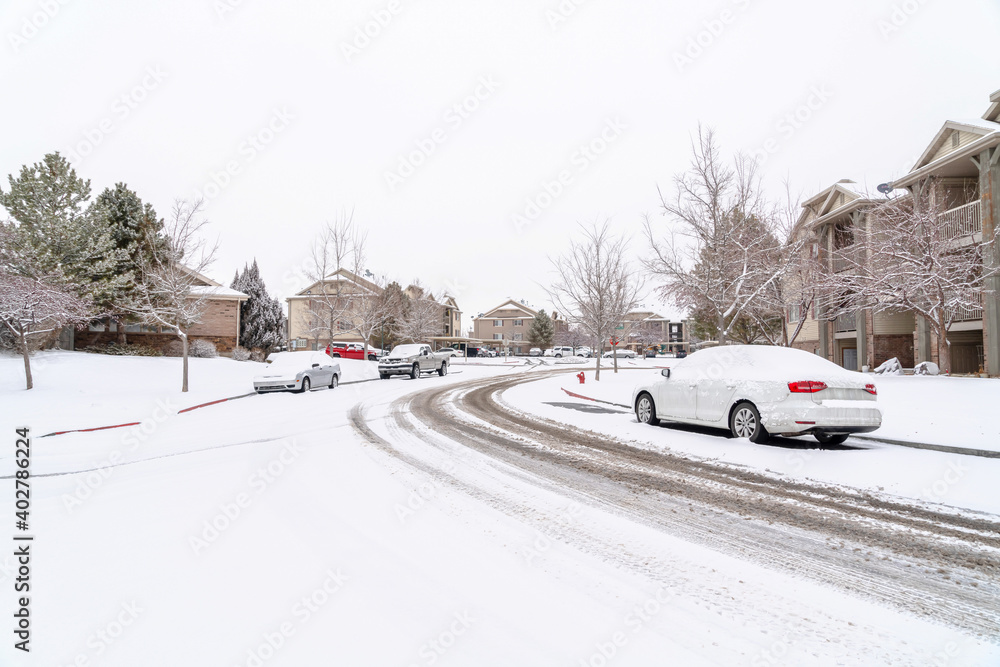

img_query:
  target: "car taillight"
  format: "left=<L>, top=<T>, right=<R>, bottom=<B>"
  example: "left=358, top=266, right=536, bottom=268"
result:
left=864, top=383, right=877, bottom=395
left=787, top=380, right=828, bottom=393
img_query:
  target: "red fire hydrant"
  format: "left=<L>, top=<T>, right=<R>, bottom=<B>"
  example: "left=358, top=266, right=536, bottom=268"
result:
left=577, top=371, right=586, bottom=384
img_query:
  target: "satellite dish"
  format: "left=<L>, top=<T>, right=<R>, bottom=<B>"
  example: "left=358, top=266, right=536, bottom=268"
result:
left=877, top=183, right=893, bottom=195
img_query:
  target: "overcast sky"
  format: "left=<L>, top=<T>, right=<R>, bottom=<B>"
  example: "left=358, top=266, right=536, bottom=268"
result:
left=2, top=0, right=998, bottom=330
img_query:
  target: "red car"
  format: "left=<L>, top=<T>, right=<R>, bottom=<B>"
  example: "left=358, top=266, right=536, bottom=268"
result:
left=325, top=343, right=378, bottom=361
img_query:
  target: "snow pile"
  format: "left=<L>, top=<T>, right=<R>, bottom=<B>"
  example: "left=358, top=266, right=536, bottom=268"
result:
left=914, top=361, right=940, bottom=376
left=553, top=355, right=588, bottom=365
left=874, top=357, right=903, bottom=375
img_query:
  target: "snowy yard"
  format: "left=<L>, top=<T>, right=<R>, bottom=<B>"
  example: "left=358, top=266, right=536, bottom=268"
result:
left=0, top=352, right=998, bottom=665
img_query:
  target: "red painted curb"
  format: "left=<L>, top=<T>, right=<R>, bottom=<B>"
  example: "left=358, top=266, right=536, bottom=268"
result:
left=42, top=422, right=142, bottom=438
left=560, top=387, right=631, bottom=410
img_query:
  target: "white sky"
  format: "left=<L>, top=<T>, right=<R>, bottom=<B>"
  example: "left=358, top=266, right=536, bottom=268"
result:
left=2, top=0, right=998, bottom=331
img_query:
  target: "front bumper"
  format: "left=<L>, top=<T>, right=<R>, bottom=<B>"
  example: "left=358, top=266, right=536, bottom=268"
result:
left=379, top=362, right=417, bottom=376
left=253, top=378, right=302, bottom=392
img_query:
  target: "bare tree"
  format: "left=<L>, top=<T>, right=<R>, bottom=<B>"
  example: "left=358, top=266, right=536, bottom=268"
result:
left=547, top=221, right=644, bottom=380
left=396, top=282, right=444, bottom=343
left=643, top=126, right=790, bottom=345
left=352, top=271, right=395, bottom=356
left=129, top=199, right=218, bottom=392
left=823, top=187, right=998, bottom=374
left=300, top=211, right=365, bottom=345
left=0, top=271, right=91, bottom=389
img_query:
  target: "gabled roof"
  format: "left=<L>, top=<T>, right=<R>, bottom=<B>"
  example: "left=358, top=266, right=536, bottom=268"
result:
left=911, top=119, right=1000, bottom=172
left=982, top=88, right=1000, bottom=123
left=795, top=180, right=884, bottom=233
left=480, top=299, right=538, bottom=318
left=290, top=268, right=380, bottom=298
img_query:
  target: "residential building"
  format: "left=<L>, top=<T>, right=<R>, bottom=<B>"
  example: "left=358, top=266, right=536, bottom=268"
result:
left=620, top=311, right=690, bottom=353
left=73, top=268, right=248, bottom=354
left=472, top=299, right=537, bottom=355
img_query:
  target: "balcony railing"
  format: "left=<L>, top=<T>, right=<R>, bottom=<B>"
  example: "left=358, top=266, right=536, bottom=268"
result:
left=832, top=244, right=861, bottom=273
left=940, top=200, right=982, bottom=239
left=834, top=312, right=857, bottom=333
left=950, top=293, right=984, bottom=322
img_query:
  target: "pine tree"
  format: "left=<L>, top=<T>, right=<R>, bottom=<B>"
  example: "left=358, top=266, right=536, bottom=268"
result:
left=0, top=153, right=122, bottom=307
left=527, top=309, right=555, bottom=348
left=231, top=260, right=284, bottom=353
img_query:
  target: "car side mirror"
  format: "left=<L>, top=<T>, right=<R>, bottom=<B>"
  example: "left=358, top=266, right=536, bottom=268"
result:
left=312, top=363, right=320, bottom=368
left=661, top=368, right=671, bottom=379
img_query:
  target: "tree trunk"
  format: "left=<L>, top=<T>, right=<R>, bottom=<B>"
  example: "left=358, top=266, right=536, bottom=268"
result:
left=613, top=346, right=619, bottom=374
left=936, top=314, right=951, bottom=375
left=717, top=311, right=727, bottom=345
left=181, top=331, right=189, bottom=392
left=595, top=341, right=603, bottom=381
left=20, top=331, right=33, bottom=390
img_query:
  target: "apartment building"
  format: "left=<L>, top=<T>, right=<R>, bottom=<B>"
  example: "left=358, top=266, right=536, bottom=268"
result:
left=472, top=299, right=537, bottom=355
left=620, top=311, right=689, bottom=353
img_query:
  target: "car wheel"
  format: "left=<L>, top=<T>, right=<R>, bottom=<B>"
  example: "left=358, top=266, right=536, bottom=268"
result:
left=410, top=364, right=420, bottom=380
left=815, top=433, right=849, bottom=445
left=730, top=401, right=768, bottom=443
left=300, top=376, right=311, bottom=393
left=368, top=354, right=376, bottom=361
left=380, top=373, right=389, bottom=380
left=329, top=374, right=339, bottom=389
left=439, top=362, right=448, bottom=377
left=635, top=393, right=659, bottom=425
left=555, top=354, right=562, bottom=358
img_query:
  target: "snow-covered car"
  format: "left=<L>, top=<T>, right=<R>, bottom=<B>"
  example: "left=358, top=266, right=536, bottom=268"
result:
left=437, top=347, right=461, bottom=358
left=254, top=351, right=341, bottom=393
left=379, top=344, right=450, bottom=379
left=529, top=348, right=542, bottom=357
left=603, top=349, right=636, bottom=359
left=552, top=346, right=575, bottom=358
left=575, top=346, right=592, bottom=358
left=632, top=345, right=882, bottom=444
left=543, top=348, right=555, bottom=357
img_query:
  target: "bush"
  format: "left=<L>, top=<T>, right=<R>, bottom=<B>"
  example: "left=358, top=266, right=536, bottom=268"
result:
left=164, top=340, right=184, bottom=357
left=232, top=346, right=251, bottom=362
left=85, top=342, right=162, bottom=357
left=189, top=339, right=218, bottom=358
left=250, top=348, right=266, bottom=363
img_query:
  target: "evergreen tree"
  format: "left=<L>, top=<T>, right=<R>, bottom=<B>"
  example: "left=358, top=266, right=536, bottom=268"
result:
left=0, top=153, right=122, bottom=308
left=527, top=309, right=555, bottom=348
left=93, top=183, right=167, bottom=336
left=230, top=259, right=284, bottom=352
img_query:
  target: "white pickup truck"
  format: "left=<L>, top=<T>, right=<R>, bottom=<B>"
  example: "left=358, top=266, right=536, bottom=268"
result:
left=378, top=344, right=450, bottom=379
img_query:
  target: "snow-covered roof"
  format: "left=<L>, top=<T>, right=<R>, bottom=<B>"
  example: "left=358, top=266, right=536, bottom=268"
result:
left=189, top=285, right=248, bottom=299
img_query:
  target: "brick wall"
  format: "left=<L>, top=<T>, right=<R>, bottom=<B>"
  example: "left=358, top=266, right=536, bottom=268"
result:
left=873, top=334, right=914, bottom=369
left=188, top=300, right=240, bottom=337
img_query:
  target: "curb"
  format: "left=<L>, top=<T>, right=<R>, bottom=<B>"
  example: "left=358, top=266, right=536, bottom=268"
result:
left=560, top=387, right=631, bottom=410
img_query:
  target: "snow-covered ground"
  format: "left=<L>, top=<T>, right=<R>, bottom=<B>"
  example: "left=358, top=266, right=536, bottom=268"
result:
left=1, top=352, right=997, bottom=665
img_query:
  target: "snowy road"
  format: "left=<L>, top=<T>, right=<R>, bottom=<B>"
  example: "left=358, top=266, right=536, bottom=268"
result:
left=353, top=370, right=1000, bottom=644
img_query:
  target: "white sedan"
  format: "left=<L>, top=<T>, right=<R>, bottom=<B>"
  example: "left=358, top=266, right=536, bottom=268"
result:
left=603, top=348, right=636, bottom=359
left=631, top=345, right=881, bottom=444
left=254, top=351, right=341, bottom=393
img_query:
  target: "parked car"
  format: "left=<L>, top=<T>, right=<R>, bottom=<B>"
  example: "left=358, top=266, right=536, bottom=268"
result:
left=552, top=346, right=575, bottom=358
left=529, top=347, right=542, bottom=357
left=574, top=346, right=592, bottom=358
left=438, top=347, right=461, bottom=358
left=254, top=351, right=340, bottom=393
left=326, top=342, right=380, bottom=361
left=631, top=345, right=882, bottom=444
left=603, top=349, right=637, bottom=359
left=543, top=348, right=555, bottom=357
left=379, top=344, right=450, bottom=379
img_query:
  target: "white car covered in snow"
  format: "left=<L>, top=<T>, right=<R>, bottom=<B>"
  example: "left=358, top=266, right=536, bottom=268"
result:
left=254, top=351, right=341, bottom=393
left=631, top=345, right=882, bottom=444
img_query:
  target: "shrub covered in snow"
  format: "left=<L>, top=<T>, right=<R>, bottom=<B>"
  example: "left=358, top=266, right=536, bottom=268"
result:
left=874, top=357, right=902, bottom=375
left=250, top=348, right=266, bottom=363
left=914, top=361, right=940, bottom=376
left=85, top=342, right=162, bottom=357
left=231, top=346, right=251, bottom=362
left=189, top=339, right=218, bottom=358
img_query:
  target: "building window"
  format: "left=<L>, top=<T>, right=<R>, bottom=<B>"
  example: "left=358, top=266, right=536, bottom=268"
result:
left=493, top=319, right=503, bottom=327
left=952, top=131, right=960, bottom=148
left=88, top=321, right=106, bottom=332
left=125, top=323, right=141, bottom=333
left=338, top=320, right=352, bottom=332
left=513, top=319, right=523, bottom=327
left=493, top=333, right=503, bottom=340
left=513, top=333, right=523, bottom=341
left=789, top=305, right=801, bottom=322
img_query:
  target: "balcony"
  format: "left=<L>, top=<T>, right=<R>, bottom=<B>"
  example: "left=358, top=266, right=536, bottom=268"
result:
left=834, top=312, right=857, bottom=333
left=950, top=293, right=984, bottom=322
left=940, top=200, right=982, bottom=239
left=832, top=244, right=861, bottom=273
